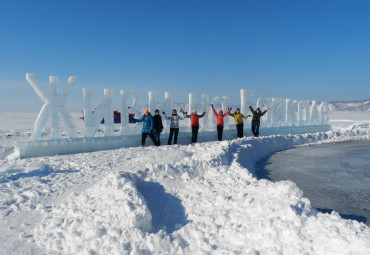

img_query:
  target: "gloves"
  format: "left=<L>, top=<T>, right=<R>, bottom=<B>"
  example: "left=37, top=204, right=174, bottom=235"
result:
left=162, top=111, right=165, bottom=114
left=211, top=104, right=214, bottom=107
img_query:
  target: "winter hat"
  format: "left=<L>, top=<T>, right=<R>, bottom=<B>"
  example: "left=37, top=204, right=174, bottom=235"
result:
left=155, top=109, right=159, bottom=113
left=143, top=109, right=149, bottom=114
left=192, top=110, right=196, bottom=113
left=236, top=108, right=240, bottom=111
left=218, top=109, right=223, bottom=113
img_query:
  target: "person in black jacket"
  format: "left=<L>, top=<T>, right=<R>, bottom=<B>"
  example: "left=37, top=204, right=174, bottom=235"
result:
left=249, top=104, right=268, bottom=137
left=153, top=109, right=164, bottom=145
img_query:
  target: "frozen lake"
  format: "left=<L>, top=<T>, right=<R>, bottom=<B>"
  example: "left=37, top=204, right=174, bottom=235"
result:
left=257, top=140, right=370, bottom=226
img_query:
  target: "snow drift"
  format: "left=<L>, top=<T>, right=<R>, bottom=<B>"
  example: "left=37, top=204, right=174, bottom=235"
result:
left=1, top=112, right=370, bottom=254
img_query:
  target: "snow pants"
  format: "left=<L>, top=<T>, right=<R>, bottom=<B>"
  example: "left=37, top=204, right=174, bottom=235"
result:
left=142, top=132, right=158, bottom=146
left=217, top=125, right=224, bottom=141
left=192, top=126, right=199, bottom=143
left=236, top=124, right=244, bottom=138
left=168, top=128, right=179, bottom=145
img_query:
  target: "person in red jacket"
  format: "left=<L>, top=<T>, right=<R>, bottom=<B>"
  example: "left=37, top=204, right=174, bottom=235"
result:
left=211, top=104, right=232, bottom=141
left=184, top=110, right=206, bottom=143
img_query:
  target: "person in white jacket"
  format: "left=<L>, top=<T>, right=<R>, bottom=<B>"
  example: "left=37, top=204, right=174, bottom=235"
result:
left=163, top=109, right=185, bottom=145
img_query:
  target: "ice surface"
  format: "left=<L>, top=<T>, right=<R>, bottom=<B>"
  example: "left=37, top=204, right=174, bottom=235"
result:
left=258, top=140, right=370, bottom=226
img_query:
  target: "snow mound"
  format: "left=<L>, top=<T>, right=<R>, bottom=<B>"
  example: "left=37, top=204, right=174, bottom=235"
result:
left=2, top=117, right=370, bottom=254
left=35, top=172, right=156, bottom=254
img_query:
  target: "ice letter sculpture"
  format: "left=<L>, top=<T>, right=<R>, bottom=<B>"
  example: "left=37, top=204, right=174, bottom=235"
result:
left=120, top=90, right=140, bottom=135
left=148, top=91, right=156, bottom=113
left=240, top=89, right=254, bottom=117
left=257, top=97, right=329, bottom=127
left=83, top=88, right=113, bottom=137
left=161, top=92, right=173, bottom=133
left=26, top=73, right=77, bottom=140
left=202, top=94, right=209, bottom=130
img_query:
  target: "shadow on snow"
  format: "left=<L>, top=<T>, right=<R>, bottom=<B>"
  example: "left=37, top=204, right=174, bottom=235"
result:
left=137, top=180, right=189, bottom=234
left=0, top=165, right=79, bottom=183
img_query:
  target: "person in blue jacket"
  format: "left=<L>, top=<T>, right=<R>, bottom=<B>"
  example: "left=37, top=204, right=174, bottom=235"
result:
left=131, top=109, right=158, bottom=146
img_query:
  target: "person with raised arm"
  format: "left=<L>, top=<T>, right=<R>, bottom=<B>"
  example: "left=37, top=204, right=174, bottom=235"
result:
left=249, top=104, right=268, bottom=137
left=184, top=109, right=206, bottom=143
left=229, top=108, right=251, bottom=138
left=211, top=104, right=232, bottom=141
left=130, top=109, right=158, bottom=146
left=162, top=109, right=185, bottom=145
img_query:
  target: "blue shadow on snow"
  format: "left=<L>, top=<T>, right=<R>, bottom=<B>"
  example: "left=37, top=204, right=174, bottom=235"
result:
left=0, top=165, right=79, bottom=183
left=137, top=180, right=189, bottom=234
left=317, top=208, right=368, bottom=225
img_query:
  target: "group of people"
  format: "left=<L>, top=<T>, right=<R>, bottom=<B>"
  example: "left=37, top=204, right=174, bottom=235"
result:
left=130, top=104, right=268, bottom=146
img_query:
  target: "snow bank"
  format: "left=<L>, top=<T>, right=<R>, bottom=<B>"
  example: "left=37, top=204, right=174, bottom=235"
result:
left=29, top=124, right=370, bottom=254
left=35, top=172, right=156, bottom=254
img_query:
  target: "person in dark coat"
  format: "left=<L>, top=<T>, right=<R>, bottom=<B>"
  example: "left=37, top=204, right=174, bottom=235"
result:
left=184, top=110, right=206, bottom=143
left=153, top=109, right=164, bottom=146
left=131, top=109, right=158, bottom=146
left=249, top=104, right=268, bottom=137
left=163, top=109, right=185, bottom=145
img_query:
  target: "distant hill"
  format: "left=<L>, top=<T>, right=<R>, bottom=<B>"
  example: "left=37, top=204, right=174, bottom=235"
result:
left=328, top=99, right=370, bottom=112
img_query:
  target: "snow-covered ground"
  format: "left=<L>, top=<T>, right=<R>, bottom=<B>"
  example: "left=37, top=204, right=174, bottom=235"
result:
left=1, top=112, right=370, bottom=254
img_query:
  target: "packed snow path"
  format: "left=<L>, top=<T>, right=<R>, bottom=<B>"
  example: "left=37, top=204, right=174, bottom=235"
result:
left=1, top=121, right=370, bottom=254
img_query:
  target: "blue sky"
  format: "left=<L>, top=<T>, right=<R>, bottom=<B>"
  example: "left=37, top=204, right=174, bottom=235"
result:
left=1, top=0, right=370, bottom=111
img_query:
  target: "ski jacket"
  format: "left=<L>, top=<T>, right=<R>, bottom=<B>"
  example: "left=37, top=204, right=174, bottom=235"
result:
left=133, top=114, right=154, bottom=133
left=185, top=112, right=206, bottom=127
left=153, top=115, right=164, bottom=132
left=163, top=113, right=185, bottom=129
left=229, top=112, right=250, bottom=125
left=249, top=106, right=267, bottom=126
left=212, top=107, right=231, bottom=126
